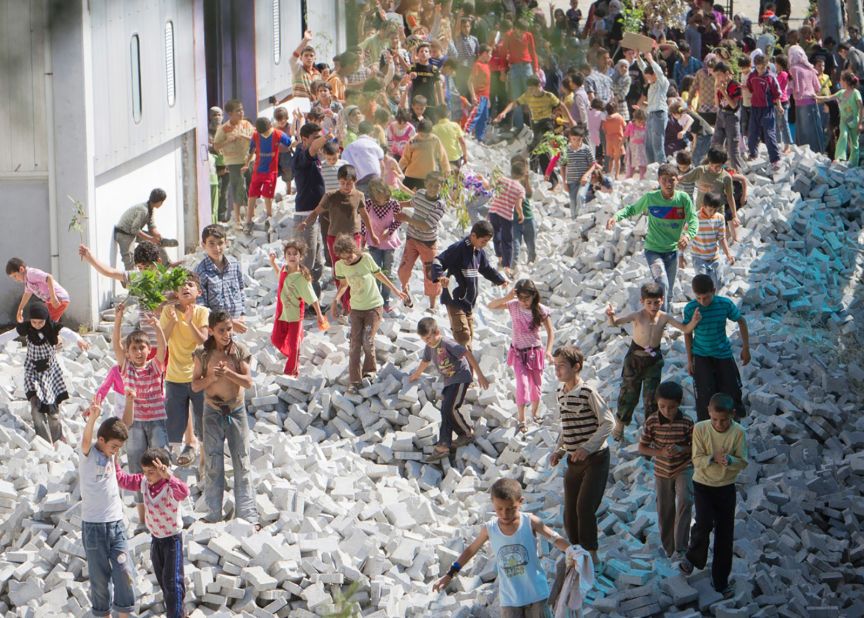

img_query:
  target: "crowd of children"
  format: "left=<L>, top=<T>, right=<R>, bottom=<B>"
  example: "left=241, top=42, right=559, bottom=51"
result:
left=21, top=0, right=859, bottom=613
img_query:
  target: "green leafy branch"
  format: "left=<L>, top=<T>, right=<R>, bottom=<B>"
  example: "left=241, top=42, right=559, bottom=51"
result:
left=127, top=265, right=189, bottom=310
left=621, top=0, right=645, bottom=33
left=68, top=196, right=88, bottom=244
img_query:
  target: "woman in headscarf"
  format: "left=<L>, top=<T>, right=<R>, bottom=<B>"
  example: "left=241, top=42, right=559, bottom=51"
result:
left=690, top=53, right=719, bottom=163
left=788, top=44, right=825, bottom=154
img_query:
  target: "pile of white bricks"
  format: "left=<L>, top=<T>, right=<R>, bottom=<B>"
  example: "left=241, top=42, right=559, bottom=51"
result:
left=0, top=136, right=861, bottom=617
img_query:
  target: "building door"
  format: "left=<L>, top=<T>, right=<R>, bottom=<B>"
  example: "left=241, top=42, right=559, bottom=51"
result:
left=204, top=0, right=258, bottom=115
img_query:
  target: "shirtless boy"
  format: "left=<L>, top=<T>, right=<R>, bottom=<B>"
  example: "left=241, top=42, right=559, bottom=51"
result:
left=606, top=282, right=701, bottom=441
left=191, top=310, right=260, bottom=526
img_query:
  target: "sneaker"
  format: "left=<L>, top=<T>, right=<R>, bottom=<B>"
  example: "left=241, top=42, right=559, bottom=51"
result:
left=679, top=557, right=694, bottom=576
left=716, top=583, right=734, bottom=598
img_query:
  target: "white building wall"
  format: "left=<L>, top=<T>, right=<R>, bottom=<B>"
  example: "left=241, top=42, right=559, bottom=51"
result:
left=91, top=138, right=186, bottom=311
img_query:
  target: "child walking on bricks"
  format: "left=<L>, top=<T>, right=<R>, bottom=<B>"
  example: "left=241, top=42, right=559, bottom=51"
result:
left=488, top=279, right=554, bottom=432
left=409, top=317, right=489, bottom=462
left=606, top=283, right=701, bottom=442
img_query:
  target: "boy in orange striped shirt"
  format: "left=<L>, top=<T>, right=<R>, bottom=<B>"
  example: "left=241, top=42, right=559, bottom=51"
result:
left=689, top=192, right=734, bottom=291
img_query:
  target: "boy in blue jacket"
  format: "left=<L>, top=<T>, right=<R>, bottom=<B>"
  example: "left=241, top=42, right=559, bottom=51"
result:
left=432, top=220, right=507, bottom=347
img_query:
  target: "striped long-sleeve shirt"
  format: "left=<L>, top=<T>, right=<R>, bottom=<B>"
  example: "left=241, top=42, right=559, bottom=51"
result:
left=556, top=381, right=614, bottom=454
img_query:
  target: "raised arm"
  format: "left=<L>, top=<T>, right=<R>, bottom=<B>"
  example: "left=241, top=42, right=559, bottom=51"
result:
left=79, top=244, right=126, bottom=282
left=488, top=289, right=516, bottom=310
left=81, top=397, right=100, bottom=455
left=112, top=304, right=126, bottom=365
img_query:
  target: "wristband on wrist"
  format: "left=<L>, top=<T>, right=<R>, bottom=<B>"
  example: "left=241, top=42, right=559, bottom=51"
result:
left=447, top=561, right=462, bottom=577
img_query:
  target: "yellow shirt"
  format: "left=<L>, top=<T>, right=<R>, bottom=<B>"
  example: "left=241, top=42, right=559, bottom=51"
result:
left=818, top=74, right=832, bottom=97
left=516, top=90, right=560, bottom=122
left=159, top=304, right=210, bottom=383
left=432, top=120, right=465, bottom=161
left=691, top=420, right=748, bottom=487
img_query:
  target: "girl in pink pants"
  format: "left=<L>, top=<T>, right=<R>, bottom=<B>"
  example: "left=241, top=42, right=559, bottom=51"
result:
left=488, top=279, right=555, bottom=432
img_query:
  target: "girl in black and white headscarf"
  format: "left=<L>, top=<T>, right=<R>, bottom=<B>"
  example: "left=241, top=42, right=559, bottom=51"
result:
left=0, top=301, right=89, bottom=444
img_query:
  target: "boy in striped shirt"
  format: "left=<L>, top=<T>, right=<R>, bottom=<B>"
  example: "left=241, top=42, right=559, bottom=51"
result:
left=638, top=381, right=694, bottom=559
left=487, top=158, right=526, bottom=277
left=112, top=303, right=170, bottom=530
left=562, top=127, right=595, bottom=218
left=683, top=275, right=750, bottom=421
left=690, top=192, right=735, bottom=291
left=397, top=171, right=447, bottom=310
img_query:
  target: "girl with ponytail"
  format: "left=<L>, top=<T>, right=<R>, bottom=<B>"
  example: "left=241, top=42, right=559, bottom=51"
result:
left=488, top=279, right=555, bottom=432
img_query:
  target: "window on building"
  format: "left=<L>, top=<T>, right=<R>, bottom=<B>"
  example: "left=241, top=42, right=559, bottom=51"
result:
left=273, top=0, right=281, bottom=64
left=165, top=21, right=176, bottom=106
left=130, top=34, right=142, bottom=122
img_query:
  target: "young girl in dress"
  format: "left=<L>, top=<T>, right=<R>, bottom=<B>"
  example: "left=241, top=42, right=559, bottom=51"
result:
left=386, top=109, right=417, bottom=159
left=487, top=280, right=555, bottom=432
left=601, top=101, right=625, bottom=179
left=587, top=98, right=607, bottom=160
left=0, top=301, right=89, bottom=444
left=269, top=240, right=328, bottom=376
left=665, top=101, right=694, bottom=158
left=625, top=107, right=648, bottom=179
left=363, top=179, right=406, bottom=312
left=382, top=147, right=414, bottom=195
left=816, top=71, right=864, bottom=167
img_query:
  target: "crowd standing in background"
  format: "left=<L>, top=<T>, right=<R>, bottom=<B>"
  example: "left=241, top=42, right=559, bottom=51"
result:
left=10, top=0, right=860, bottom=614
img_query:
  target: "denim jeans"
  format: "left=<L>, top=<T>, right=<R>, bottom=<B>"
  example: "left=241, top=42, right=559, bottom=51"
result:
left=644, top=249, right=678, bottom=313
left=692, top=133, right=712, bottom=166
left=794, top=102, right=826, bottom=154
left=693, top=256, right=723, bottom=291
left=292, top=213, right=324, bottom=297
left=127, top=419, right=169, bottom=503
left=646, top=110, right=668, bottom=165
left=368, top=246, right=396, bottom=307
left=203, top=403, right=258, bottom=524
left=507, top=62, right=533, bottom=131
left=567, top=183, right=590, bottom=218
left=776, top=102, right=792, bottom=146
left=512, top=217, right=536, bottom=265
left=82, top=520, right=136, bottom=616
left=489, top=212, right=514, bottom=267
left=165, top=381, right=204, bottom=444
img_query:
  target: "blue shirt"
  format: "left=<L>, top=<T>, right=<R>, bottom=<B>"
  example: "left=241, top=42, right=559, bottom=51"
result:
left=196, top=255, right=246, bottom=317
left=431, top=237, right=506, bottom=314
left=684, top=296, right=741, bottom=359
left=292, top=146, right=325, bottom=212
left=673, top=56, right=703, bottom=89
left=486, top=512, right=550, bottom=607
left=422, top=338, right=472, bottom=386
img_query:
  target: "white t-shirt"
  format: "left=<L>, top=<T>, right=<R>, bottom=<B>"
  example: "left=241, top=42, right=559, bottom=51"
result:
left=79, top=446, right=125, bottom=523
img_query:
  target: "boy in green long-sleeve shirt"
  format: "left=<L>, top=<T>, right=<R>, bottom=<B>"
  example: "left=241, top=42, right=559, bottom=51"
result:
left=679, top=393, right=747, bottom=596
left=606, top=163, right=698, bottom=313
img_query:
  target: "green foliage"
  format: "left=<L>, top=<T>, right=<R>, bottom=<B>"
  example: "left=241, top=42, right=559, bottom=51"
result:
left=68, top=196, right=88, bottom=244
left=324, top=581, right=362, bottom=618
left=621, top=0, right=645, bottom=33
left=391, top=188, right=413, bottom=201
left=441, top=170, right=471, bottom=231
left=531, top=132, right=568, bottom=162
left=127, top=265, right=188, bottom=310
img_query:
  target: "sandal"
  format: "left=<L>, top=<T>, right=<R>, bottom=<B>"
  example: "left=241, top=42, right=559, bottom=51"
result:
left=176, top=443, right=197, bottom=467
left=611, top=422, right=625, bottom=442
left=426, top=445, right=450, bottom=462
left=518, top=421, right=528, bottom=433
left=452, top=433, right=475, bottom=448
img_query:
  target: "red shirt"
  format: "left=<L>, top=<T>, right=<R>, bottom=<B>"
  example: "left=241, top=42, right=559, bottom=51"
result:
left=716, top=80, right=741, bottom=111
left=471, top=61, right=491, bottom=98
left=502, top=30, right=538, bottom=72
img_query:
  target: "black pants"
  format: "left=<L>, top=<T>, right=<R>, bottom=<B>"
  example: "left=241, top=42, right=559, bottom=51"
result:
left=30, top=397, right=63, bottom=444
left=151, top=533, right=186, bottom=618
left=693, top=355, right=745, bottom=421
left=563, top=448, right=610, bottom=550
left=529, top=119, right=555, bottom=153
left=439, top=382, right=471, bottom=446
left=686, top=482, right=735, bottom=591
